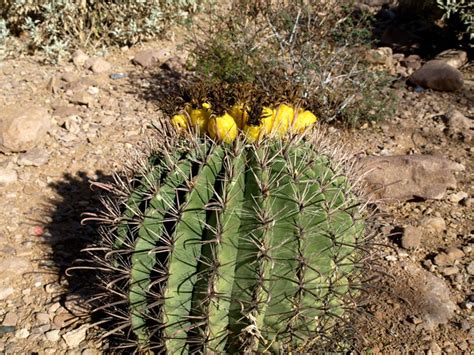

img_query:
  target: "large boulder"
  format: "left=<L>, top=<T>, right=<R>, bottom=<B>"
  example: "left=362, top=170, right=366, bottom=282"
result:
left=359, top=155, right=464, bottom=201
left=408, top=60, right=463, bottom=91
left=0, top=105, right=51, bottom=153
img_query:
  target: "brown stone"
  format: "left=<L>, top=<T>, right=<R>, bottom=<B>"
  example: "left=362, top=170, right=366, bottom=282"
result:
left=0, top=105, right=51, bottom=153
left=409, top=60, right=464, bottom=91
left=359, top=155, right=464, bottom=201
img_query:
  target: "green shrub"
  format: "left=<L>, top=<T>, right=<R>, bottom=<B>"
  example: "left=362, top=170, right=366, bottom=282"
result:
left=188, top=0, right=396, bottom=126
left=0, top=0, right=208, bottom=61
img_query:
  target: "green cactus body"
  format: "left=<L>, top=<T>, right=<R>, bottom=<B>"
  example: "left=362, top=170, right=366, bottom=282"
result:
left=99, top=136, right=364, bottom=353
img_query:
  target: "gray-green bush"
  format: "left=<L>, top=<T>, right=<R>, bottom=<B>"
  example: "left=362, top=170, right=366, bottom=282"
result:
left=0, top=0, right=208, bottom=61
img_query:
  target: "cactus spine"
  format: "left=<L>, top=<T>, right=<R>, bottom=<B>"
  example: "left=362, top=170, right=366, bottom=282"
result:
left=89, top=131, right=365, bottom=353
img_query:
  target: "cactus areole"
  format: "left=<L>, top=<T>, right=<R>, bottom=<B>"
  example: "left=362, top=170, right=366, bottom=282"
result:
left=93, top=131, right=365, bottom=353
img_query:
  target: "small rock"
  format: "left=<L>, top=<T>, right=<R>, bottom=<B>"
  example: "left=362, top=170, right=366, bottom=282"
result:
left=72, top=50, right=89, bottom=67
left=359, top=155, right=464, bottom=201
left=15, top=328, right=30, bottom=339
left=60, top=72, right=78, bottom=83
left=109, top=72, right=128, bottom=80
left=446, top=247, right=464, bottom=261
left=435, top=49, right=468, bottom=69
left=0, top=287, right=14, bottom=300
left=409, top=60, right=464, bottom=91
left=62, top=325, right=87, bottom=348
left=132, top=49, right=168, bottom=68
left=35, top=312, right=50, bottom=325
left=86, top=57, right=111, bottom=74
left=443, top=110, right=473, bottom=143
left=429, top=341, right=442, bottom=355
left=405, top=263, right=456, bottom=330
left=467, top=261, right=474, bottom=275
left=46, top=76, right=60, bottom=94
left=420, top=217, right=446, bottom=235
left=401, top=54, right=422, bottom=70
left=434, top=247, right=464, bottom=266
left=449, top=191, right=469, bottom=204
left=70, top=91, right=94, bottom=106
left=434, top=252, right=451, bottom=266
left=53, top=106, right=80, bottom=119
left=2, top=311, right=18, bottom=327
left=87, top=86, right=99, bottom=95
left=161, top=56, right=186, bottom=72
left=0, top=256, right=30, bottom=275
left=401, top=225, right=421, bottom=249
left=442, top=266, right=459, bottom=276
left=17, top=148, right=50, bottom=167
left=0, top=167, right=18, bottom=185
left=45, top=329, right=61, bottom=342
left=0, top=105, right=51, bottom=153
left=53, top=311, right=76, bottom=329
left=460, top=319, right=471, bottom=330
left=365, top=47, right=393, bottom=66
left=64, top=116, right=82, bottom=134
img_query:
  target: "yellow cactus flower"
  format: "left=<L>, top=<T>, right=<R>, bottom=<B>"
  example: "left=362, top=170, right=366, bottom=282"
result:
left=171, top=114, right=188, bottom=131
left=202, top=102, right=212, bottom=110
left=273, top=104, right=294, bottom=136
left=207, top=113, right=238, bottom=144
left=292, top=109, right=318, bottom=132
left=243, top=124, right=263, bottom=143
left=189, top=108, right=211, bottom=133
left=228, top=103, right=249, bottom=129
left=242, top=106, right=276, bottom=143
left=260, top=106, right=275, bottom=134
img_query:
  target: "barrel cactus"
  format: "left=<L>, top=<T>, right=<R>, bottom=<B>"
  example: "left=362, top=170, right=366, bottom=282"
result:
left=84, top=117, right=366, bottom=353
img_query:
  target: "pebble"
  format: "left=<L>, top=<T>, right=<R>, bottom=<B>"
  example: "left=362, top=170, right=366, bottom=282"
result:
left=0, top=167, right=18, bottom=185
left=85, top=57, right=111, bottom=74
left=53, top=106, right=81, bottom=118
left=17, top=149, right=50, bottom=166
left=132, top=49, right=167, bottom=68
left=70, top=91, right=94, bottom=106
left=62, top=325, right=88, bottom=348
left=466, top=261, right=474, bottom=275
left=15, top=328, right=30, bottom=339
left=87, top=86, right=99, bottom=95
left=446, top=247, right=464, bottom=261
left=46, top=329, right=61, bottom=342
left=434, top=247, right=464, bottom=266
left=0, top=105, right=51, bottom=153
left=401, top=225, right=421, bottom=249
left=449, top=191, right=469, bottom=204
left=442, top=266, right=459, bottom=276
left=2, top=311, right=18, bottom=326
left=420, top=216, right=446, bottom=234
left=110, top=72, right=128, bottom=80
left=35, top=312, right=50, bottom=324
left=428, top=341, right=442, bottom=355
left=53, top=311, right=76, bottom=329
left=72, top=50, right=89, bottom=67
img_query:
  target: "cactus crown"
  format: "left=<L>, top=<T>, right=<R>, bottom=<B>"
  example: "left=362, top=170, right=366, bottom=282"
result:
left=84, top=124, right=367, bottom=353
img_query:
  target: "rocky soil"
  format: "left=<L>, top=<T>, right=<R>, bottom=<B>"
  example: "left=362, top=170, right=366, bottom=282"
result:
left=0, top=22, right=473, bottom=355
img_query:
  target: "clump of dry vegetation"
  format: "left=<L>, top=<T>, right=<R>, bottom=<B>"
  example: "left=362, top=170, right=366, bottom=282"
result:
left=187, top=0, right=396, bottom=126
left=0, top=0, right=208, bottom=61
